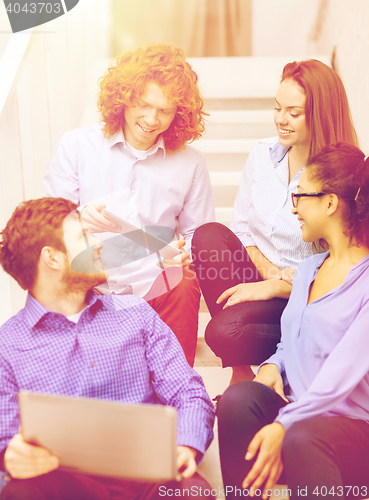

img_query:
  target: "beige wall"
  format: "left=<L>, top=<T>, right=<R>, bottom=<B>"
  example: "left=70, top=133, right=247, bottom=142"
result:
left=312, top=0, right=369, bottom=153
left=0, top=2, right=12, bottom=60
left=112, top=0, right=252, bottom=57
left=252, top=0, right=321, bottom=57
left=0, top=0, right=112, bottom=323
left=252, top=0, right=369, bottom=153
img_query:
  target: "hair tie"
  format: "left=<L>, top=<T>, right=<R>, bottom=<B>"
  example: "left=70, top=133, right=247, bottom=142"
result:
left=354, top=187, right=361, bottom=201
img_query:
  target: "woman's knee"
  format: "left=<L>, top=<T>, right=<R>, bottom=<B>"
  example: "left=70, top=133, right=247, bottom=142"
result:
left=192, top=222, right=233, bottom=265
left=282, top=417, right=328, bottom=464
left=217, top=381, right=275, bottom=429
left=204, top=305, right=260, bottom=362
left=204, top=315, right=225, bottom=354
left=193, top=222, right=228, bottom=249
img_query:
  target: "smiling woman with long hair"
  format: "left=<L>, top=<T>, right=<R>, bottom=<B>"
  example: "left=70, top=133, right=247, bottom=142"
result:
left=217, top=142, right=369, bottom=500
left=192, top=59, right=358, bottom=387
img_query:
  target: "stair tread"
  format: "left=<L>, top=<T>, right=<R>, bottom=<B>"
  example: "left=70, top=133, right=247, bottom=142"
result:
left=194, top=138, right=257, bottom=153
left=187, top=56, right=330, bottom=99
left=206, top=109, right=273, bottom=123
left=209, top=171, right=242, bottom=185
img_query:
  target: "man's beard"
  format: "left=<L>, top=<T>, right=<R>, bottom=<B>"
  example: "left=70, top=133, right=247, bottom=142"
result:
left=60, top=265, right=107, bottom=295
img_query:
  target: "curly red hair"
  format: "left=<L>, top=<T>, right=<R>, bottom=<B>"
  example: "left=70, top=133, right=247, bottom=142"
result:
left=97, top=43, right=207, bottom=152
left=0, top=198, right=78, bottom=291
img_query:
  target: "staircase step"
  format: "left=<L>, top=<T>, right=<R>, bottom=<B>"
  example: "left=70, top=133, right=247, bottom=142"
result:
left=199, top=299, right=209, bottom=314
left=208, top=172, right=241, bottom=207
left=188, top=56, right=330, bottom=100
left=204, top=110, right=276, bottom=139
left=208, top=109, right=273, bottom=123
left=187, top=57, right=282, bottom=99
left=194, top=339, right=222, bottom=367
left=209, top=171, right=241, bottom=185
left=212, top=185, right=238, bottom=207
left=195, top=138, right=256, bottom=154
left=194, top=139, right=254, bottom=173
left=215, top=207, right=234, bottom=226
left=202, top=152, right=248, bottom=173
left=204, top=97, right=275, bottom=111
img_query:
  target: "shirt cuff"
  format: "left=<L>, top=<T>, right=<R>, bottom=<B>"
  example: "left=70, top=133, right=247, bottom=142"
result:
left=258, top=359, right=284, bottom=374
left=237, top=234, right=256, bottom=248
left=274, top=413, right=295, bottom=431
left=177, top=435, right=207, bottom=464
left=77, top=203, right=88, bottom=213
left=0, top=448, right=6, bottom=472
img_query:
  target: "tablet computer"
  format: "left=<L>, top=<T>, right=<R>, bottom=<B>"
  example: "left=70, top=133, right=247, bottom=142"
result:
left=102, top=209, right=181, bottom=260
left=19, top=391, right=178, bottom=482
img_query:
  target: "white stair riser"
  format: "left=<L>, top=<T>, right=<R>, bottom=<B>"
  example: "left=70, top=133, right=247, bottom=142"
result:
left=203, top=97, right=276, bottom=111
left=201, top=152, right=248, bottom=172
left=202, top=121, right=276, bottom=140
left=212, top=185, right=238, bottom=207
left=215, top=207, right=234, bottom=227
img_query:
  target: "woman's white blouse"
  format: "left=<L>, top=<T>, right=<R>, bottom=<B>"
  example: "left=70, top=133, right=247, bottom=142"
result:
left=230, top=137, right=314, bottom=269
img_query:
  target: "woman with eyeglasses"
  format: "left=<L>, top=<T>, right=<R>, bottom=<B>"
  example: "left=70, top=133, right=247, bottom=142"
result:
left=192, top=60, right=358, bottom=387
left=218, top=142, right=369, bottom=499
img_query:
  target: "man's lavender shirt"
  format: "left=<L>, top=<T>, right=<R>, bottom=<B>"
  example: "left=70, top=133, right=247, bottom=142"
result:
left=263, top=252, right=369, bottom=430
left=0, top=292, right=215, bottom=459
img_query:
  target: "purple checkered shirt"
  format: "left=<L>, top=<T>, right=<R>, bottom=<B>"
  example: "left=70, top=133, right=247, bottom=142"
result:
left=0, top=292, right=214, bottom=480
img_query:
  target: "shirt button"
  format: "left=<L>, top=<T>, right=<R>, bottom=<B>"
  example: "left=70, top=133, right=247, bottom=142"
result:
left=125, top=248, right=129, bottom=253
left=54, top=314, right=58, bottom=318
left=78, top=328, right=81, bottom=333
left=131, top=189, right=136, bottom=194
left=90, top=362, right=94, bottom=368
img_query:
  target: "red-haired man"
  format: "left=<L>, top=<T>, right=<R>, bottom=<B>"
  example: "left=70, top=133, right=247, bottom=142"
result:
left=44, top=44, right=215, bottom=367
left=0, top=197, right=215, bottom=499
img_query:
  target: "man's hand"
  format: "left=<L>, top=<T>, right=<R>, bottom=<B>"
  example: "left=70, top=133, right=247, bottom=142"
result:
left=253, top=365, right=288, bottom=402
left=217, top=280, right=282, bottom=309
left=177, top=446, right=197, bottom=478
left=4, top=433, right=59, bottom=479
left=242, top=423, right=286, bottom=499
left=157, top=239, right=191, bottom=269
left=80, top=204, right=119, bottom=233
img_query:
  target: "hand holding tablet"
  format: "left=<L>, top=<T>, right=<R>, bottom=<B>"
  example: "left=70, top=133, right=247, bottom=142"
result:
left=102, top=209, right=181, bottom=260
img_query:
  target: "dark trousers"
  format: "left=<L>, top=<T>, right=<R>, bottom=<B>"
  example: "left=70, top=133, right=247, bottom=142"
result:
left=192, top=223, right=287, bottom=366
left=218, top=381, right=369, bottom=500
left=1, top=471, right=215, bottom=500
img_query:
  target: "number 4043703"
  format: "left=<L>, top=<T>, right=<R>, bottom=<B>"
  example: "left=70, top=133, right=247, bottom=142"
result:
left=5, top=3, right=62, bottom=14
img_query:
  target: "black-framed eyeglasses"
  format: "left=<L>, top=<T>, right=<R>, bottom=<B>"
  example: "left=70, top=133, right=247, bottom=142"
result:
left=291, top=192, right=326, bottom=207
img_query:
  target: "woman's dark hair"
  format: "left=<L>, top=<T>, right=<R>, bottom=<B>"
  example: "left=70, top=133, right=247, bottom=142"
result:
left=306, top=142, right=369, bottom=248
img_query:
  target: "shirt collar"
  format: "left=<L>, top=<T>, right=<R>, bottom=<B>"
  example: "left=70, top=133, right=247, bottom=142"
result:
left=24, top=290, right=103, bottom=328
left=106, top=128, right=166, bottom=158
left=269, top=140, right=290, bottom=167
